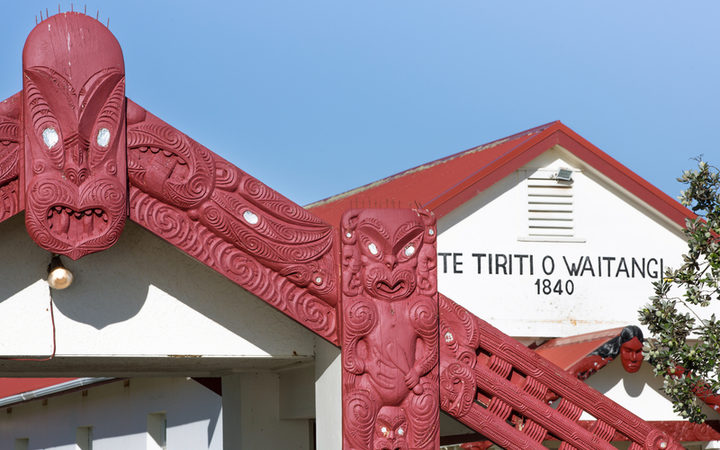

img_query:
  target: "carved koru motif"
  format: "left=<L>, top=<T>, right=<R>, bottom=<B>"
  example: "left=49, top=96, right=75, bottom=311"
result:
left=126, top=100, right=339, bottom=337
left=23, top=13, right=127, bottom=259
left=438, top=294, right=681, bottom=450
left=341, top=208, right=439, bottom=450
left=439, top=294, right=481, bottom=419
left=0, top=93, right=21, bottom=223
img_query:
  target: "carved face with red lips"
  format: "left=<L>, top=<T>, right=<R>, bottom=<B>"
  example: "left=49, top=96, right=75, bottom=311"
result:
left=22, top=13, right=127, bottom=260
left=355, top=210, right=425, bottom=300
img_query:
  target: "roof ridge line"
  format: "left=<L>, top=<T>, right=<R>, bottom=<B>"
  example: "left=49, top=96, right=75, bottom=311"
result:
left=305, top=121, right=559, bottom=209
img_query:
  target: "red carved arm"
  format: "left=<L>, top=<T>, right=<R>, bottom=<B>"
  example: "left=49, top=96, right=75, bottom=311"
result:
left=126, top=100, right=339, bottom=343
left=439, top=294, right=682, bottom=450
left=0, top=93, right=22, bottom=223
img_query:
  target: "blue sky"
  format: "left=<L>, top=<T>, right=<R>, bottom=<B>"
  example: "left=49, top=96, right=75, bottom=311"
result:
left=1, top=1, right=718, bottom=206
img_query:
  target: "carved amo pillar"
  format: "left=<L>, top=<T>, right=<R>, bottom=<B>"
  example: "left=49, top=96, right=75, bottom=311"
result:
left=341, top=208, right=439, bottom=450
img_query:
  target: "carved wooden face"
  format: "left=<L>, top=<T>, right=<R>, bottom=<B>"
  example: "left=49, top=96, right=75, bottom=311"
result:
left=620, top=337, right=643, bottom=373
left=22, top=13, right=127, bottom=259
left=373, top=406, right=408, bottom=450
left=355, top=209, right=425, bottom=300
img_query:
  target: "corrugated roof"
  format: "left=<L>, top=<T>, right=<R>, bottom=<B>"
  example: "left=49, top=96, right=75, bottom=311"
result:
left=0, top=378, right=76, bottom=399
left=307, top=122, right=556, bottom=225
left=534, top=328, right=624, bottom=372
left=308, top=121, right=694, bottom=229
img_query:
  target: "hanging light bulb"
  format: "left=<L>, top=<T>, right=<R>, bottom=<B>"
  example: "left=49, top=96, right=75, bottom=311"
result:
left=47, top=255, right=73, bottom=290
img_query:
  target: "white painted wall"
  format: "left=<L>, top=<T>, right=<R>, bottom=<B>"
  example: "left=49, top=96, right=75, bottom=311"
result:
left=0, top=377, right=222, bottom=450
left=437, top=146, right=696, bottom=338
left=0, top=216, right=315, bottom=362
left=222, top=372, right=312, bottom=450
left=314, top=336, right=341, bottom=450
left=582, top=358, right=720, bottom=422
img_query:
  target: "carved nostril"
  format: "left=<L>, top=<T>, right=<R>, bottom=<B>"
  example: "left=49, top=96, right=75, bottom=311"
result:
left=64, top=168, right=90, bottom=186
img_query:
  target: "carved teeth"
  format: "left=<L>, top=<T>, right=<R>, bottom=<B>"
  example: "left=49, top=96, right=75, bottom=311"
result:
left=46, top=206, right=109, bottom=241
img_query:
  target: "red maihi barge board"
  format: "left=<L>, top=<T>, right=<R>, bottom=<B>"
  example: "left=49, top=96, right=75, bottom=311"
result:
left=0, top=11, right=682, bottom=449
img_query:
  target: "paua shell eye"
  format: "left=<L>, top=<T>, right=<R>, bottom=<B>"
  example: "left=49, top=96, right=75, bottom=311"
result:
left=42, top=127, right=59, bottom=148
left=97, top=128, right=111, bottom=147
left=403, top=244, right=415, bottom=257
left=368, top=242, right=379, bottom=255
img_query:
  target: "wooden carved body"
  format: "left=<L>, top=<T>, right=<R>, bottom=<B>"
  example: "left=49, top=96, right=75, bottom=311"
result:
left=341, top=208, right=439, bottom=450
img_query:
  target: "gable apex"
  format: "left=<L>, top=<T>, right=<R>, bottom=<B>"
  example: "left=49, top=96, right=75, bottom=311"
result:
left=308, top=122, right=694, bottom=230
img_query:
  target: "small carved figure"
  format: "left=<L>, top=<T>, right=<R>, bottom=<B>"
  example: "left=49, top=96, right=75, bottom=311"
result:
left=373, top=406, right=409, bottom=450
left=341, top=208, right=438, bottom=450
left=573, top=325, right=644, bottom=379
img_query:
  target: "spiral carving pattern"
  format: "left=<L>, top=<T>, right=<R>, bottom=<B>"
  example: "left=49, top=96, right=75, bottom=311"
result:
left=130, top=188, right=338, bottom=342
left=438, top=294, right=683, bottom=449
left=0, top=108, right=20, bottom=223
left=126, top=101, right=338, bottom=307
left=343, top=389, right=376, bottom=449
left=341, top=208, right=439, bottom=450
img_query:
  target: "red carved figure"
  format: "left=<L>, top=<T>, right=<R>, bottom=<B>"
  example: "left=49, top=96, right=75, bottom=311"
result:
left=23, top=13, right=127, bottom=259
left=341, top=208, right=439, bottom=450
left=620, top=336, right=643, bottom=373
left=570, top=325, right=645, bottom=379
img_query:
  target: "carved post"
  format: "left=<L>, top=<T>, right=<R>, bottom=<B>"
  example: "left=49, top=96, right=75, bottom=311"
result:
left=340, top=208, right=439, bottom=450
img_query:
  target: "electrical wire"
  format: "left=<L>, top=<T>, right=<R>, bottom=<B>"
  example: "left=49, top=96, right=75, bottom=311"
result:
left=0, top=285, right=57, bottom=362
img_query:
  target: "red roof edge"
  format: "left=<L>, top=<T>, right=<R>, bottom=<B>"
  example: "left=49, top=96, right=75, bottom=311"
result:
left=425, top=121, right=696, bottom=228
left=554, top=122, right=696, bottom=228
left=306, top=121, right=559, bottom=209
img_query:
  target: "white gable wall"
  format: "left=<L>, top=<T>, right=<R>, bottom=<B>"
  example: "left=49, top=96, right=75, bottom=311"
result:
left=582, top=358, right=719, bottom=422
left=0, top=215, right=315, bottom=374
left=437, top=145, right=693, bottom=339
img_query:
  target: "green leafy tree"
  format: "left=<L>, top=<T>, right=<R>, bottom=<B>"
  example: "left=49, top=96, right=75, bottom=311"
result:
left=639, top=160, right=720, bottom=423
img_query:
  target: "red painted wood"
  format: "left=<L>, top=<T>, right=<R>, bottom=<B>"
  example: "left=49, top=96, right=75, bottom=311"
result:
left=341, top=208, right=439, bottom=449
left=22, top=13, right=127, bottom=260
left=449, top=420, right=720, bottom=445
left=0, top=92, right=21, bottom=223
left=126, top=99, right=340, bottom=343
left=439, top=294, right=683, bottom=450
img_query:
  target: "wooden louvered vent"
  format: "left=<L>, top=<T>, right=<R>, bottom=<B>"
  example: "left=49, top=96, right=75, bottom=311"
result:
left=527, top=170, right=574, bottom=238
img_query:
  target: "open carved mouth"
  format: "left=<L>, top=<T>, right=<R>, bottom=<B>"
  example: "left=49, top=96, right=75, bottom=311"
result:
left=130, top=146, right=189, bottom=182
left=376, top=280, right=406, bottom=295
left=47, top=206, right=109, bottom=240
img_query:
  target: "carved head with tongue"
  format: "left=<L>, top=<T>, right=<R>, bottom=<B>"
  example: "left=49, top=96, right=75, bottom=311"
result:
left=22, top=12, right=127, bottom=260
